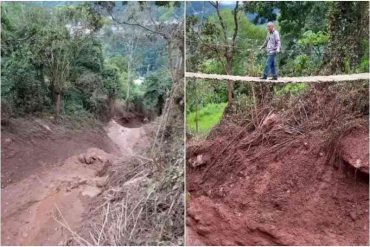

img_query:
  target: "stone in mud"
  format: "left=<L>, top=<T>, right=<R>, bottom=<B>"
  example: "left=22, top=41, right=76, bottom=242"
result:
left=4, top=138, right=12, bottom=146
left=303, top=142, right=309, bottom=150
left=349, top=211, right=357, bottom=221
left=95, top=160, right=112, bottom=177
left=81, top=185, right=102, bottom=198
left=95, top=177, right=108, bottom=188
left=261, top=113, right=279, bottom=131
left=190, top=154, right=211, bottom=168
left=340, top=130, right=369, bottom=174
left=78, top=154, right=87, bottom=164
left=196, top=225, right=211, bottom=236
left=78, top=153, right=104, bottom=165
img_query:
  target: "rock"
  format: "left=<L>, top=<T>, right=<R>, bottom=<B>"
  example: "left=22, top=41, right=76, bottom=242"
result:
left=95, top=160, right=112, bottom=177
left=95, top=177, right=108, bottom=188
left=77, top=155, right=85, bottom=163
left=206, top=190, right=212, bottom=196
left=303, top=142, right=309, bottom=150
left=196, top=225, right=211, bottom=236
left=95, top=156, right=103, bottom=162
left=190, top=154, right=211, bottom=168
left=340, top=131, right=369, bottom=174
left=78, top=153, right=104, bottom=165
left=81, top=186, right=102, bottom=198
left=261, top=113, right=279, bottom=131
left=349, top=211, right=356, bottom=221
left=85, top=157, right=93, bottom=164
left=41, top=124, right=51, bottom=132
left=4, top=138, right=12, bottom=146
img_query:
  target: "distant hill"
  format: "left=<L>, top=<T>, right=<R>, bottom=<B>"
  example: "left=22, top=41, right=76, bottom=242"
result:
left=186, top=1, right=276, bottom=24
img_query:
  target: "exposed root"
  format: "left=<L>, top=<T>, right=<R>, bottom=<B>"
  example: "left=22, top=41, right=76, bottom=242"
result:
left=198, top=81, right=369, bottom=187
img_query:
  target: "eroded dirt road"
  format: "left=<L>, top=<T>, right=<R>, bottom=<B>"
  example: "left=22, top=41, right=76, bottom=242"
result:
left=1, top=119, right=149, bottom=245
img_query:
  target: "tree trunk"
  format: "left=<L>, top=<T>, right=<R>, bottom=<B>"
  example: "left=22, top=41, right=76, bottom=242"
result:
left=108, top=95, right=115, bottom=118
left=227, top=80, right=233, bottom=106
left=226, top=62, right=233, bottom=105
left=126, top=61, right=131, bottom=106
left=126, top=38, right=137, bottom=108
left=195, top=84, right=199, bottom=133
left=55, top=93, right=61, bottom=119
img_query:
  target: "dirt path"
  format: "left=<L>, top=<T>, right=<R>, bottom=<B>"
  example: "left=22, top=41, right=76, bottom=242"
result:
left=104, top=120, right=148, bottom=156
left=1, top=119, right=149, bottom=245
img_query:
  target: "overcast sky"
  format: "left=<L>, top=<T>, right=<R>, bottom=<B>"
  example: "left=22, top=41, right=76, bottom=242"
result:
left=220, top=1, right=236, bottom=6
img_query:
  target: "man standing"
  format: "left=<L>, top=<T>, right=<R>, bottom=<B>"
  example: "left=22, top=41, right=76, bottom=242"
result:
left=260, top=22, right=281, bottom=80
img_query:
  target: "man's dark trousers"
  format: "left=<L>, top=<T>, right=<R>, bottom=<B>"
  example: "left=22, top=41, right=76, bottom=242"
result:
left=263, top=53, right=277, bottom=79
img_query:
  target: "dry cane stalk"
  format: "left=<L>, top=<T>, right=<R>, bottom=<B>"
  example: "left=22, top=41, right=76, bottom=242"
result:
left=53, top=204, right=93, bottom=246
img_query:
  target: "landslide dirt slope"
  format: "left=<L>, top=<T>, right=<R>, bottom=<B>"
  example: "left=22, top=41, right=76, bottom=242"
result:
left=1, top=117, right=149, bottom=245
left=186, top=84, right=369, bottom=246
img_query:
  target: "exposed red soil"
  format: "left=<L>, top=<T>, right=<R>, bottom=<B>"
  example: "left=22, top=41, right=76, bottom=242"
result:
left=1, top=118, right=119, bottom=188
left=186, top=123, right=369, bottom=245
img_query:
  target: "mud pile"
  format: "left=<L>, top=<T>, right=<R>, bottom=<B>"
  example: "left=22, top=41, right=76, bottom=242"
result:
left=186, top=83, right=369, bottom=245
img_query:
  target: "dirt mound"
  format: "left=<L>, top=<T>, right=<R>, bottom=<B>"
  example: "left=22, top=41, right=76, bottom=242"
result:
left=186, top=83, right=369, bottom=245
left=1, top=147, right=115, bottom=245
left=1, top=117, right=150, bottom=245
left=187, top=128, right=369, bottom=245
left=339, top=128, right=369, bottom=174
left=1, top=118, right=119, bottom=188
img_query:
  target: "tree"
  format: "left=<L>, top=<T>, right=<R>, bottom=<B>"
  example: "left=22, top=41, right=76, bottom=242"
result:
left=187, top=1, right=242, bottom=105
left=324, top=1, right=369, bottom=73
left=1, top=3, right=51, bottom=114
left=43, top=30, right=73, bottom=118
left=102, top=65, right=121, bottom=117
left=1, top=2, right=108, bottom=117
left=94, top=1, right=185, bottom=151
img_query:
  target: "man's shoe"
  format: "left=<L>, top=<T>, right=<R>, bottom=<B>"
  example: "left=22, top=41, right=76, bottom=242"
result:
left=269, top=77, right=278, bottom=80
left=260, top=76, right=267, bottom=80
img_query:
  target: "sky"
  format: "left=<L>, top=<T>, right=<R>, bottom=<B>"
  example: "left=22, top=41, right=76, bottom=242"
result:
left=219, top=1, right=237, bottom=6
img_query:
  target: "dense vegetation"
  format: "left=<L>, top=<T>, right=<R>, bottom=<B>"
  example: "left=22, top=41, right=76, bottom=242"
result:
left=1, top=2, right=176, bottom=120
left=187, top=1, right=369, bottom=77
left=186, top=1, right=369, bottom=138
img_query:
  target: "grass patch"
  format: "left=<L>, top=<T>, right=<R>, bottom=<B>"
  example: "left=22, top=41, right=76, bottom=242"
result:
left=186, top=102, right=227, bottom=138
left=274, top=83, right=306, bottom=96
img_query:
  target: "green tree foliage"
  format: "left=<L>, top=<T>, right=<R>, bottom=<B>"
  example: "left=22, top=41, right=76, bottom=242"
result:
left=2, top=46, right=50, bottom=113
left=242, top=1, right=369, bottom=74
left=140, top=71, right=172, bottom=115
left=324, top=1, right=369, bottom=73
left=187, top=2, right=265, bottom=104
left=1, top=2, right=175, bottom=120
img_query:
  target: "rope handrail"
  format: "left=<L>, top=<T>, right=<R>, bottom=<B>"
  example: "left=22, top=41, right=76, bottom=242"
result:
left=185, top=72, right=370, bottom=83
